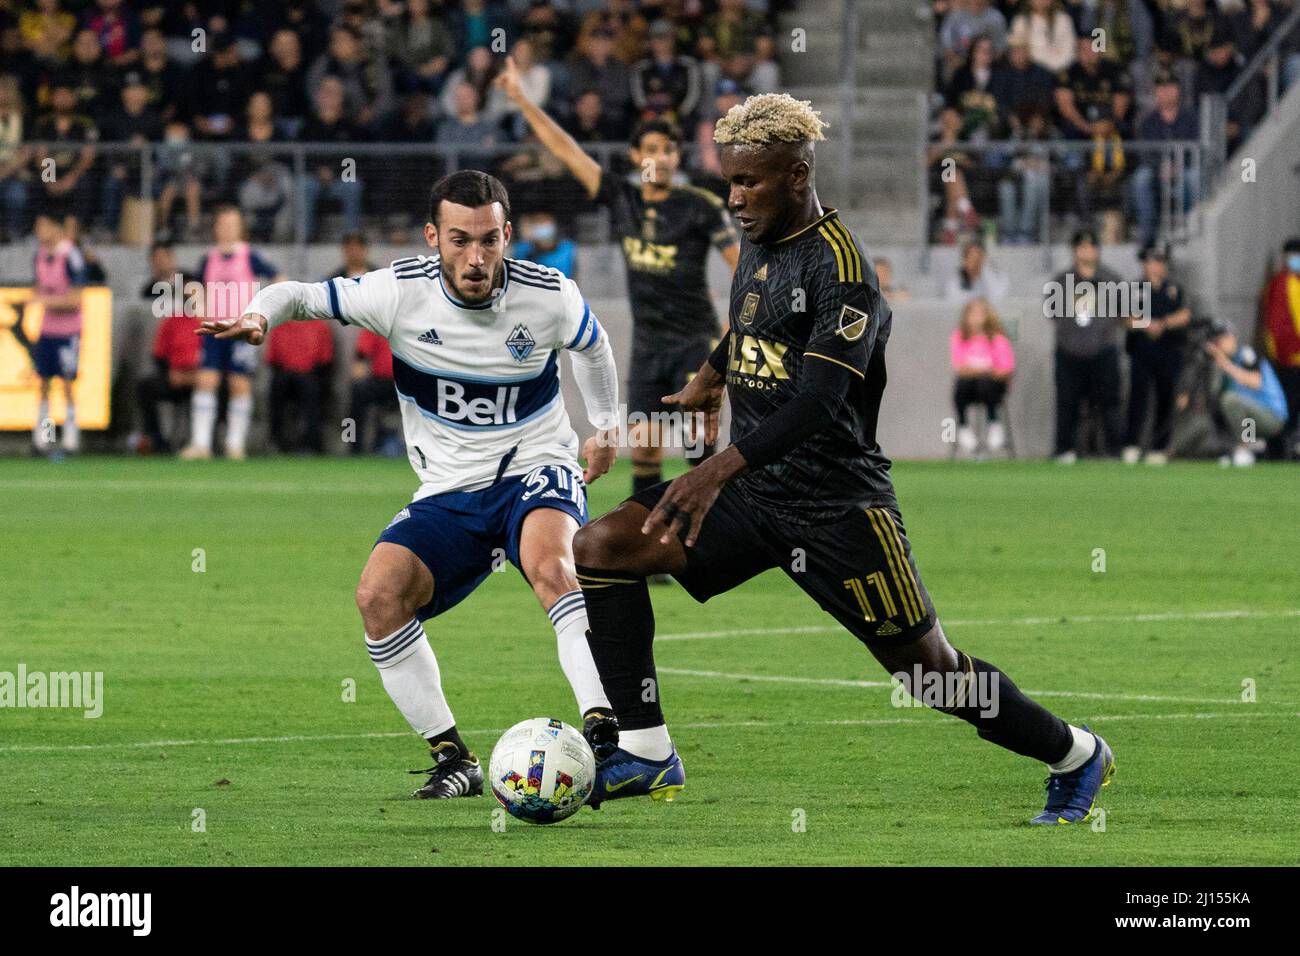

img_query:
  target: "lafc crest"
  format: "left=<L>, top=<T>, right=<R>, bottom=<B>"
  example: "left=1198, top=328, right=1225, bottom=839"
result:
left=837, top=304, right=869, bottom=342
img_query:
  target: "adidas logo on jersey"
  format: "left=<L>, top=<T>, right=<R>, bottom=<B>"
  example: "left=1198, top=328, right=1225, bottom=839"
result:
left=875, top=621, right=902, bottom=637
left=417, top=328, right=442, bottom=345
left=387, top=507, right=412, bottom=528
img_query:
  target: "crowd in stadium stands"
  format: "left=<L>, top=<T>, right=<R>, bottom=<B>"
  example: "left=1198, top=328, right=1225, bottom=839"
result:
left=0, top=0, right=784, bottom=244
left=929, top=0, right=1300, bottom=244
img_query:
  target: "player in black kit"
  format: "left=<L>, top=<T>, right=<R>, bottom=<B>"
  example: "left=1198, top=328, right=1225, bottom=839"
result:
left=496, top=56, right=739, bottom=497
left=572, top=94, right=1116, bottom=824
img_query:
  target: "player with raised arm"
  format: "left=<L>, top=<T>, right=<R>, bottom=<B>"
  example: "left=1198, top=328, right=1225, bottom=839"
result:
left=496, top=55, right=740, bottom=500
left=572, top=95, right=1116, bottom=824
left=200, top=171, right=622, bottom=799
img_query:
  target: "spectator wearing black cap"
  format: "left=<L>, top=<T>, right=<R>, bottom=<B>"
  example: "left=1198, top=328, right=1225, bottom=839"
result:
left=188, top=31, right=248, bottom=143
left=1131, top=70, right=1199, bottom=250
left=1194, top=25, right=1263, bottom=149
left=1122, top=245, right=1191, bottom=465
left=631, top=19, right=702, bottom=131
left=99, top=71, right=163, bottom=235
left=1048, top=230, right=1127, bottom=462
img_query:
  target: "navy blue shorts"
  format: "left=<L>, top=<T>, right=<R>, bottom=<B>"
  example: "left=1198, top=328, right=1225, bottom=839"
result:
left=200, top=336, right=259, bottom=375
left=33, top=334, right=79, bottom=380
left=377, top=463, right=588, bottom=621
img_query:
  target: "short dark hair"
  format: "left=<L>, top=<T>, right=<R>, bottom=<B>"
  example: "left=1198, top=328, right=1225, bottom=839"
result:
left=427, top=170, right=511, bottom=227
left=149, top=241, right=173, bottom=256
left=630, top=118, right=681, bottom=150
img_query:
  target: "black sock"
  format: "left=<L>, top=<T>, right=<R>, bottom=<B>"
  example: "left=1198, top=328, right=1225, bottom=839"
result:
left=632, top=465, right=661, bottom=497
left=575, top=565, right=662, bottom=730
left=426, top=725, right=470, bottom=759
left=932, top=652, right=1072, bottom=763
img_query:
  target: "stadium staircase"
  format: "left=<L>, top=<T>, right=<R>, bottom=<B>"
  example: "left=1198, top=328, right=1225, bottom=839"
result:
left=777, top=0, right=933, bottom=246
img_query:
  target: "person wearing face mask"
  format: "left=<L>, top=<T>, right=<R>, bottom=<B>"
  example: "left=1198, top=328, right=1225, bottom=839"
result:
left=1260, top=237, right=1300, bottom=458
left=511, top=210, right=576, bottom=278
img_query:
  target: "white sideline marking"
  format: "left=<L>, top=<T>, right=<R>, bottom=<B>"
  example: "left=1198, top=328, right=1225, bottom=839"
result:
left=1, top=710, right=1294, bottom=755
left=657, top=667, right=1283, bottom=706
left=657, top=607, right=1300, bottom=641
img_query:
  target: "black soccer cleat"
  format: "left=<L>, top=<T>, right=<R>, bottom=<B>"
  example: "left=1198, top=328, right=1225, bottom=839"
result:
left=409, top=741, right=484, bottom=799
left=582, top=708, right=621, bottom=763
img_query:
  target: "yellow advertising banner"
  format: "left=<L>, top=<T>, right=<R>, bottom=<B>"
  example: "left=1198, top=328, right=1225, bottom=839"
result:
left=0, top=287, right=112, bottom=430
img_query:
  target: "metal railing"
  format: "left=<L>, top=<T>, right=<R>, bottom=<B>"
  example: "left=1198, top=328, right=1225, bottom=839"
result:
left=1202, top=5, right=1300, bottom=186
left=3, top=139, right=686, bottom=254
left=923, top=139, right=1202, bottom=264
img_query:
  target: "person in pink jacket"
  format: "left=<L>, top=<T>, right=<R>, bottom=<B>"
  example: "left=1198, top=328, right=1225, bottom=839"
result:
left=951, top=297, right=1016, bottom=454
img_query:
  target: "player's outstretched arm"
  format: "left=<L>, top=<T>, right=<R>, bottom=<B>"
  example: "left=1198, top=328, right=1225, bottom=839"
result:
left=495, top=55, right=602, bottom=199
left=567, top=324, right=620, bottom=484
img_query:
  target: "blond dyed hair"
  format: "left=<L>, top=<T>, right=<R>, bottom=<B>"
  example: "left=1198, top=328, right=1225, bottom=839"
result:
left=713, top=93, right=829, bottom=146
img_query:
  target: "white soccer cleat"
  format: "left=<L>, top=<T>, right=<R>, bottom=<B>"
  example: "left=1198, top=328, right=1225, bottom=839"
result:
left=179, top=445, right=212, bottom=460
left=986, top=421, right=1006, bottom=452
left=1143, top=451, right=1167, bottom=466
left=1121, top=446, right=1141, bottom=465
left=1055, top=451, right=1078, bottom=465
left=1232, top=447, right=1255, bottom=467
left=957, top=425, right=978, bottom=454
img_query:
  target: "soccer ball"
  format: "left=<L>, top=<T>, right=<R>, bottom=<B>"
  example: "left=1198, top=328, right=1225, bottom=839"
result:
left=489, top=718, right=596, bottom=824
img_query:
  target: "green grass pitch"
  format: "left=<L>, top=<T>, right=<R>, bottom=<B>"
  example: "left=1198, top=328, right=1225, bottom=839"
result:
left=1, top=455, right=1296, bottom=866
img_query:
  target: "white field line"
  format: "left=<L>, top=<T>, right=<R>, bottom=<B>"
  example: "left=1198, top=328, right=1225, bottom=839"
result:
left=655, top=667, right=1279, bottom=707
left=657, top=607, right=1300, bottom=641
left=0, top=479, right=399, bottom=496
left=1, top=710, right=1295, bottom=755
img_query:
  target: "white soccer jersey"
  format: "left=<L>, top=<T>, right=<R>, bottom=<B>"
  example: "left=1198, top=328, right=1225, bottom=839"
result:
left=242, top=254, right=619, bottom=499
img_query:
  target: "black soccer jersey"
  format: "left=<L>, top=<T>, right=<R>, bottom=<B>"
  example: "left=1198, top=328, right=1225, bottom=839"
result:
left=723, top=208, right=897, bottom=524
left=595, top=169, right=738, bottom=340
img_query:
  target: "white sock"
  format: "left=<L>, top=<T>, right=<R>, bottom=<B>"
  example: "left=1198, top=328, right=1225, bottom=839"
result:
left=957, top=196, right=973, bottom=215
left=1049, top=725, right=1097, bottom=774
left=367, top=619, right=455, bottom=738
left=225, top=395, right=252, bottom=453
left=62, top=402, right=79, bottom=451
left=547, top=590, right=610, bottom=715
left=620, top=725, right=673, bottom=762
left=190, top=389, right=217, bottom=451
left=34, top=399, right=50, bottom=446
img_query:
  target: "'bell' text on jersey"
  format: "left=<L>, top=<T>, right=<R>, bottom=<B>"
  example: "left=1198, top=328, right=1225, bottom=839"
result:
left=321, top=255, right=605, bottom=499
left=725, top=209, right=898, bottom=524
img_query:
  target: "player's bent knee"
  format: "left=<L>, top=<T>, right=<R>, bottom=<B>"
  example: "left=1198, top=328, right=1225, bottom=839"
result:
left=573, top=513, right=639, bottom=571
left=355, top=581, right=419, bottom=636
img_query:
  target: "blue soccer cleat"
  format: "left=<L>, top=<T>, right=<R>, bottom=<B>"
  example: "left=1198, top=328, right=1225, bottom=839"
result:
left=587, top=747, right=685, bottom=809
left=1031, top=726, right=1115, bottom=825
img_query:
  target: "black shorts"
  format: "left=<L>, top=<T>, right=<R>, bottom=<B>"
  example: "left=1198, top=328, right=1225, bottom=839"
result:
left=628, top=334, right=714, bottom=419
left=630, top=481, right=937, bottom=647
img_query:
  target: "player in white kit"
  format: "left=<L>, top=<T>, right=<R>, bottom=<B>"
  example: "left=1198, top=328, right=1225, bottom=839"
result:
left=200, top=172, right=621, bottom=798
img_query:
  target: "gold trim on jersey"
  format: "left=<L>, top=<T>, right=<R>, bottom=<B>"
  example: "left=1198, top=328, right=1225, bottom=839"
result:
left=818, top=219, right=862, bottom=283
left=773, top=207, right=838, bottom=245
left=804, top=351, right=865, bottom=379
